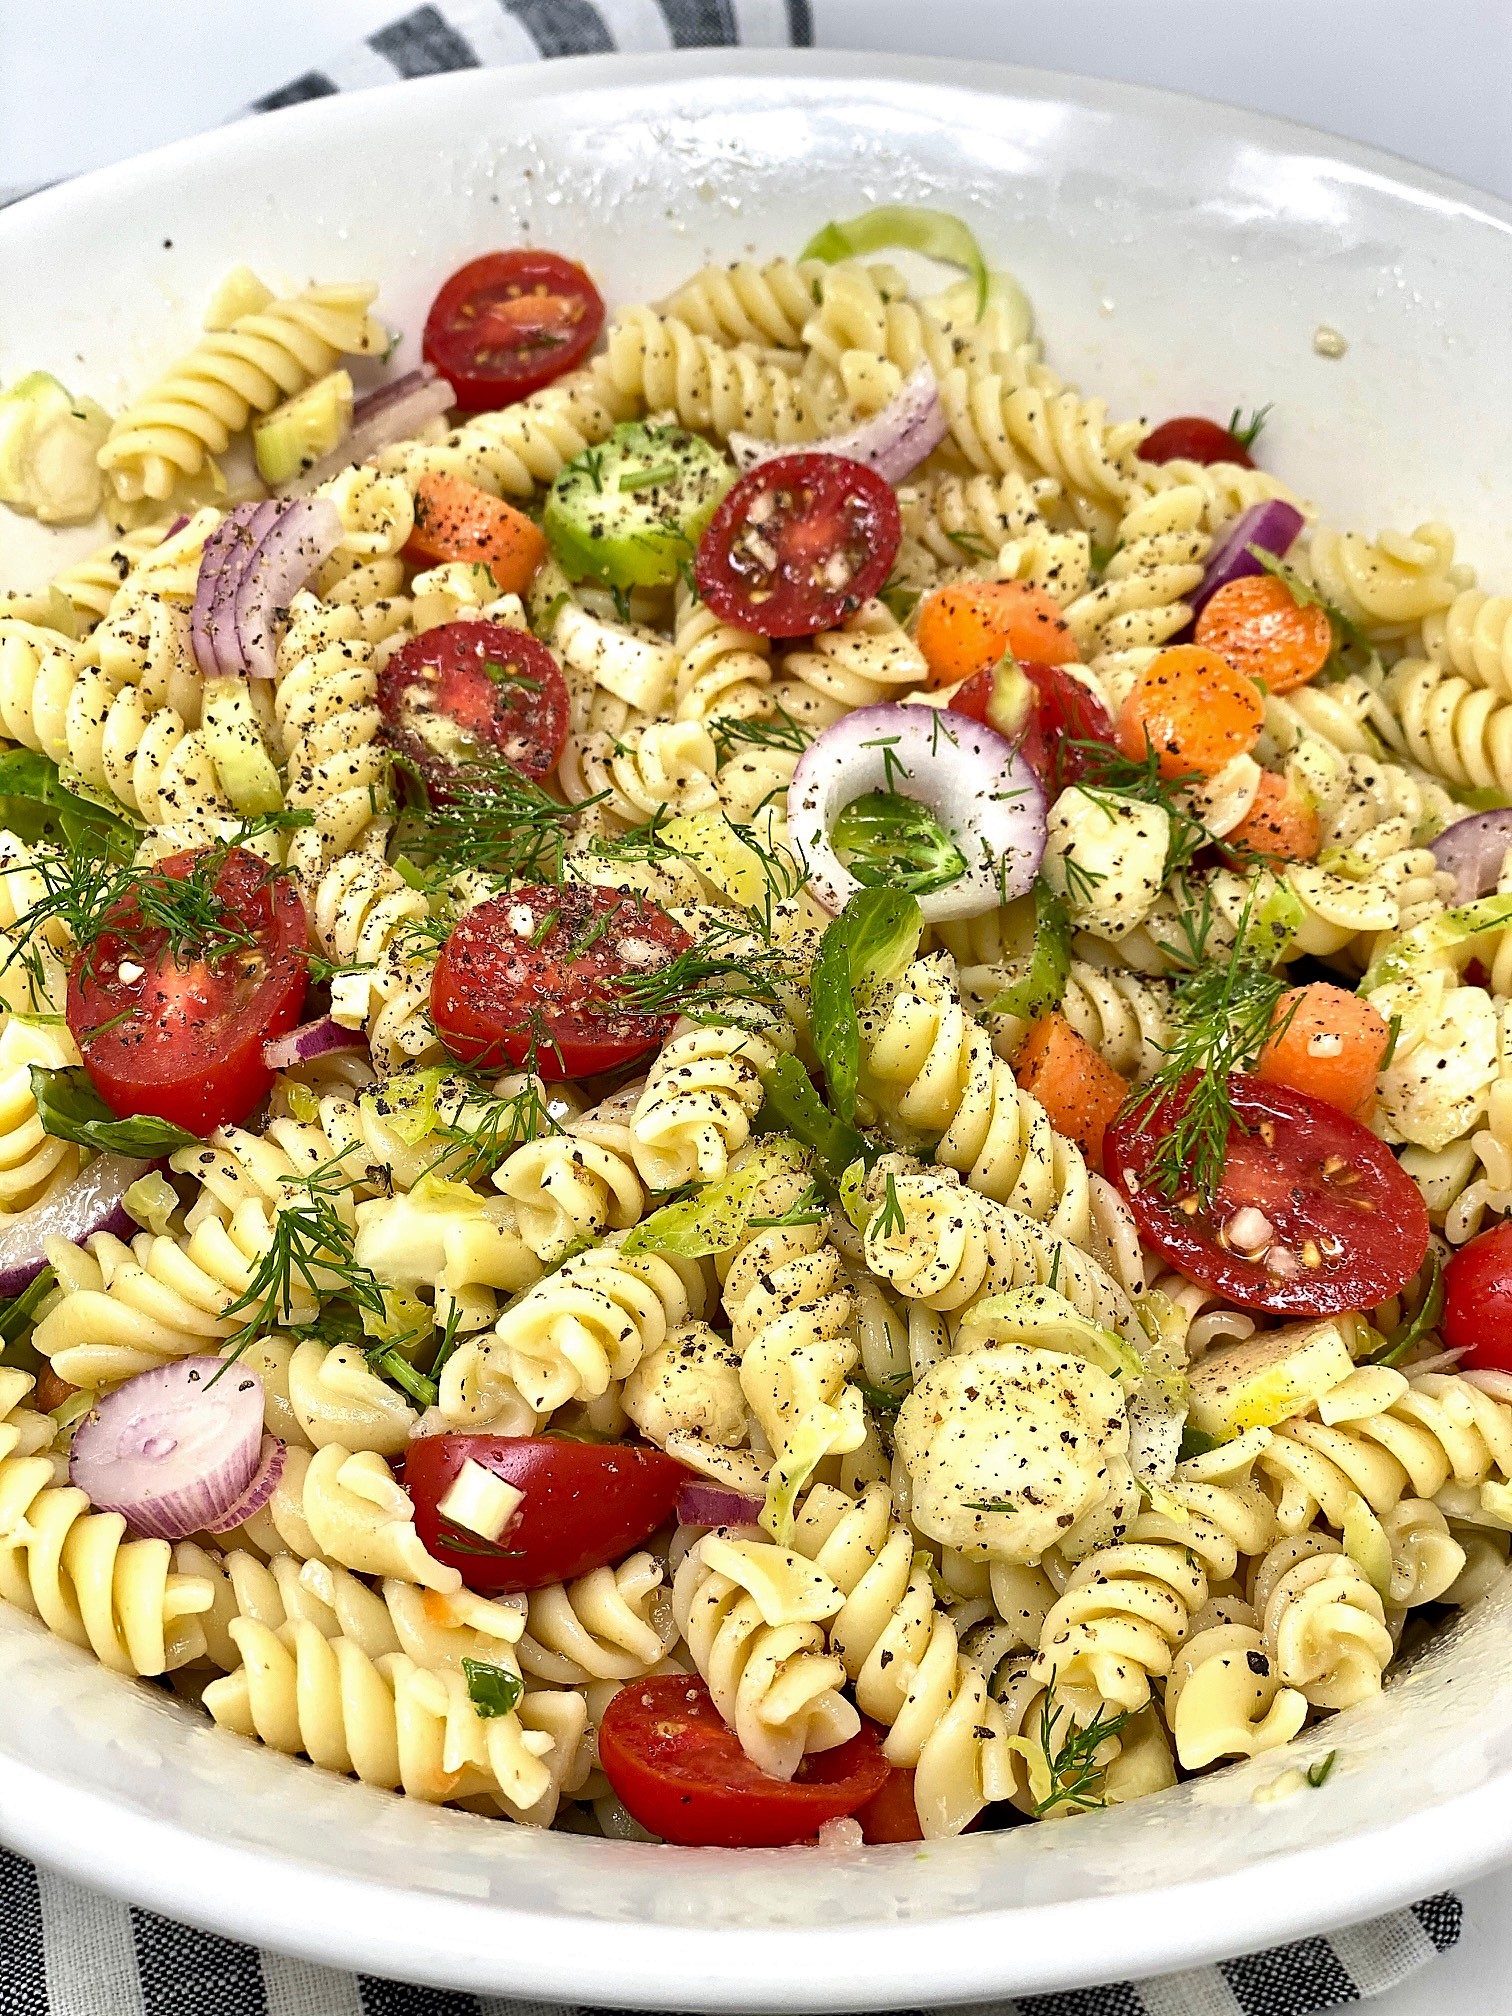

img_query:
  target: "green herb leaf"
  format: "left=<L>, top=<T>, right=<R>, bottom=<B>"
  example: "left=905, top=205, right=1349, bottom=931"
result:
left=986, top=879, right=1072, bottom=1022
left=0, top=1265, right=54, bottom=1361
left=811, top=887, right=923, bottom=1124
left=0, top=746, right=138, bottom=863
left=28, top=1066, right=198, bottom=1155
left=622, top=1135, right=811, bottom=1257
left=755, top=1054, right=869, bottom=1192
left=1307, top=1749, right=1338, bottom=1788
left=831, top=791, right=968, bottom=897
left=462, top=1658, right=525, bottom=1720
left=1177, top=1425, right=1219, bottom=1461
left=1368, top=1251, right=1444, bottom=1368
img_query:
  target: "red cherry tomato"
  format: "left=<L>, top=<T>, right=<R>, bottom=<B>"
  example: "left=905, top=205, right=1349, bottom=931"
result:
left=430, top=882, right=690, bottom=1079
left=66, top=847, right=307, bottom=1136
left=949, top=658, right=1116, bottom=795
left=854, top=1766, right=925, bottom=1844
left=694, top=453, right=901, bottom=639
left=403, top=1435, right=688, bottom=1594
left=1106, top=1072, right=1429, bottom=1316
left=599, top=1675, right=889, bottom=1847
left=1139, top=415, right=1256, bottom=468
left=1443, top=1224, right=1512, bottom=1372
left=377, top=620, right=569, bottom=801
left=422, top=250, right=605, bottom=411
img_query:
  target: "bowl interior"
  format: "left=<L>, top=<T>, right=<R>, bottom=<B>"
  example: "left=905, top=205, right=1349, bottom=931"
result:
left=2, top=49, right=1512, bottom=2005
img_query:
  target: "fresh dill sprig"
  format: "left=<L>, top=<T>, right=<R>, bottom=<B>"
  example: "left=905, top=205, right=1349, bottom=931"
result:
left=747, top=1181, right=826, bottom=1228
left=608, top=913, right=792, bottom=1022
left=1030, top=1691, right=1134, bottom=1817
left=394, top=757, right=595, bottom=887
left=944, top=528, right=994, bottom=562
left=854, top=1372, right=910, bottom=1419
left=216, top=1159, right=388, bottom=1367
left=1126, top=885, right=1294, bottom=1205
left=1229, top=403, right=1273, bottom=452
left=432, top=1063, right=566, bottom=1183
left=872, top=1172, right=906, bottom=1241
left=707, top=704, right=811, bottom=765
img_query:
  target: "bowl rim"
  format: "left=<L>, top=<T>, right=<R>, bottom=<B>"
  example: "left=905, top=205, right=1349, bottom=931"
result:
left=3, top=43, right=1512, bottom=2002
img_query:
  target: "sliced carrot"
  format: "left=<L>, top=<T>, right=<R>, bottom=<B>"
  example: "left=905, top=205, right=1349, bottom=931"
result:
left=1116, top=644, right=1264, bottom=779
left=405, top=472, right=548, bottom=596
left=1014, top=1012, right=1130, bottom=1165
left=915, top=581, right=1076, bottom=689
left=1255, top=983, right=1390, bottom=1117
left=1223, top=772, right=1320, bottom=863
left=1195, top=574, right=1333, bottom=696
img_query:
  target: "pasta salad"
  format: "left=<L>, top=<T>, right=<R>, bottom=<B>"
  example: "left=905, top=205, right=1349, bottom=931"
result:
left=0, top=209, right=1509, bottom=1849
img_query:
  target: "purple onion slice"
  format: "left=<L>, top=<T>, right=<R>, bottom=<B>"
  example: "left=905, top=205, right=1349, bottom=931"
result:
left=676, top=1480, right=766, bottom=1529
left=1190, top=499, right=1307, bottom=618
left=1430, top=808, right=1512, bottom=902
left=263, top=1016, right=367, bottom=1072
left=0, top=1153, right=151, bottom=1298
left=730, top=364, right=948, bottom=486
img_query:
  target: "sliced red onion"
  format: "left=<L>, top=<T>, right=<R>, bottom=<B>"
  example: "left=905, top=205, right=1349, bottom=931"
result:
left=277, top=366, right=456, bottom=497
left=202, top=1433, right=286, bottom=1534
left=1190, top=500, right=1306, bottom=617
left=191, top=502, right=276, bottom=680
left=0, top=1153, right=150, bottom=1297
left=68, top=1356, right=270, bottom=1542
left=233, top=499, right=344, bottom=679
left=787, top=702, right=1046, bottom=922
left=730, top=365, right=947, bottom=486
left=676, top=1480, right=765, bottom=1528
left=165, top=513, right=190, bottom=538
left=1430, top=809, right=1512, bottom=901
left=263, top=1016, right=366, bottom=1071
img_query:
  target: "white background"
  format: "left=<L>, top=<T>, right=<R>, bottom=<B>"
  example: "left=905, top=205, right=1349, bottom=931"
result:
left=2, top=0, right=1511, bottom=2007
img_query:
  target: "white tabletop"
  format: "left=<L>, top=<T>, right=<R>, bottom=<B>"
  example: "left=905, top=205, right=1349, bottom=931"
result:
left=1, top=1, right=1510, bottom=2006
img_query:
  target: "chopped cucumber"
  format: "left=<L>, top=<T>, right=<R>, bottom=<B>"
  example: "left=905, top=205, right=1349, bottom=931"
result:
left=0, top=371, right=111, bottom=525
left=201, top=678, right=284, bottom=815
left=545, top=422, right=734, bottom=590
left=254, top=370, right=353, bottom=487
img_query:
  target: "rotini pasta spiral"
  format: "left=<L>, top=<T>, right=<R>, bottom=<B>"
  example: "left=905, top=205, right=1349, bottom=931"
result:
left=1301, top=522, right=1459, bottom=641
left=661, top=256, right=825, bottom=350
left=0, top=1446, right=214, bottom=1675
left=629, top=1014, right=788, bottom=1192
left=1250, top=1534, right=1394, bottom=1711
left=273, top=624, right=390, bottom=884
left=671, top=579, right=773, bottom=724
left=515, top=1553, right=677, bottom=1685
left=670, top=1527, right=859, bottom=1781
left=1421, top=588, right=1512, bottom=699
left=1065, top=486, right=1211, bottom=660
left=556, top=719, right=720, bottom=828
left=791, top=1481, right=1015, bottom=1836
left=492, top=1084, right=647, bottom=1263
left=771, top=599, right=929, bottom=731
left=99, top=282, right=387, bottom=503
left=377, top=368, right=633, bottom=499
left=593, top=310, right=818, bottom=446
left=1384, top=654, right=1512, bottom=798
left=0, top=1016, right=81, bottom=1213
left=1128, top=452, right=1306, bottom=534
left=311, top=852, right=442, bottom=1073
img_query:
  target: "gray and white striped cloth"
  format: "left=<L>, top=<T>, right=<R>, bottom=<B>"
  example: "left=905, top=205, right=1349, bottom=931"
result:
left=0, top=4, right=1469, bottom=2012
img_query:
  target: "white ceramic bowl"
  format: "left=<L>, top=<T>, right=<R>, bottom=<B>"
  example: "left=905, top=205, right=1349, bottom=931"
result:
left=3, top=50, right=1512, bottom=2007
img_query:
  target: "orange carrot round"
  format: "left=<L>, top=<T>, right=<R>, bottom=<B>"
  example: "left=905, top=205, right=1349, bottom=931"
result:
left=406, top=472, right=548, bottom=596
left=1223, top=772, right=1321, bottom=863
left=1255, top=983, right=1390, bottom=1118
left=1116, top=644, right=1264, bottom=778
left=1014, top=1012, right=1130, bottom=1165
left=1195, top=574, right=1333, bottom=695
left=915, top=581, right=1076, bottom=689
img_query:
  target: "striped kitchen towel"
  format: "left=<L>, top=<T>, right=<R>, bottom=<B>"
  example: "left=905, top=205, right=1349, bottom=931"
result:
left=0, top=4, right=1470, bottom=2012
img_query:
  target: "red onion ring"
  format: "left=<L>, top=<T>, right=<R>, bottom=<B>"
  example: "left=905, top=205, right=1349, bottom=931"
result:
left=68, top=1356, right=271, bottom=1543
left=787, top=702, right=1046, bottom=922
left=676, top=1480, right=766, bottom=1528
left=1430, top=808, right=1512, bottom=902
left=730, top=365, right=948, bottom=487
left=202, top=1433, right=286, bottom=1534
left=1190, top=499, right=1306, bottom=617
left=190, top=498, right=343, bottom=681
left=263, top=1016, right=367, bottom=1072
left=0, top=1153, right=151, bottom=1297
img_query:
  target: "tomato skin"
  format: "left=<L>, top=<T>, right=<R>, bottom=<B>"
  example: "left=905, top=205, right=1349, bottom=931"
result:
left=854, top=1766, right=925, bottom=1844
left=378, top=620, right=570, bottom=799
left=1139, top=415, right=1255, bottom=468
left=430, top=883, right=689, bottom=1079
left=403, top=1435, right=689, bottom=1594
left=1443, top=1225, right=1512, bottom=1372
left=1106, top=1071, right=1429, bottom=1316
left=423, top=250, right=605, bottom=410
left=599, top=1675, right=889, bottom=1847
left=695, top=454, right=901, bottom=639
left=67, top=847, right=307, bottom=1136
left=950, top=659, right=1115, bottom=795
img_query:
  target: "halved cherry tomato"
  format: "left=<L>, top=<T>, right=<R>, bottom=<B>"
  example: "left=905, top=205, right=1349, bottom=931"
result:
left=600, top=1675, right=889, bottom=1847
left=854, top=1766, right=925, bottom=1844
left=1221, top=772, right=1320, bottom=864
left=67, top=846, right=307, bottom=1135
left=1139, top=415, right=1256, bottom=468
left=950, top=657, right=1116, bottom=795
left=430, top=882, right=690, bottom=1079
left=423, top=250, right=605, bottom=410
left=404, top=474, right=548, bottom=597
left=694, top=453, right=900, bottom=638
left=1117, top=644, right=1264, bottom=779
left=1106, top=1072, right=1429, bottom=1315
left=404, top=1435, right=688, bottom=1594
left=916, top=580, right=1076, bottom=689
left=1443, top=1224, right=1512, bottom=1373
left=1195, top=574, right=1333, bottom=696
left=377, top=620, right=569, bottom=801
